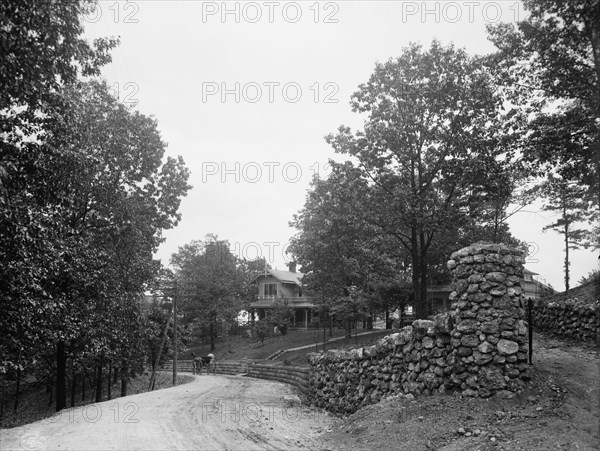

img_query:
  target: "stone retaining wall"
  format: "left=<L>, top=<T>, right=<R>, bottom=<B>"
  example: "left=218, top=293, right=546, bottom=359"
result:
left=160, top=360, right=310, bottom=394
left=246, top=364, right=310, bottom=395
left=307, top=243, right=532, bottom=414
left=160, top=360, right=249, bottom=375
left=532, top=290, right=600, bottom=342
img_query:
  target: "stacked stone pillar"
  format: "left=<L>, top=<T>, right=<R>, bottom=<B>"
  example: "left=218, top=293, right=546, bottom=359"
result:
left=446, top=243, right=531, bottom=397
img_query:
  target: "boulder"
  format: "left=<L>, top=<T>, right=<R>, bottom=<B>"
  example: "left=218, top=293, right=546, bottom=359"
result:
left=497, top=339, right=519, bottom=355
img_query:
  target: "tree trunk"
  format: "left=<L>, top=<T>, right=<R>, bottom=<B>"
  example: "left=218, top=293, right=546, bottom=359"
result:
left=399, top=302, right=404, bottom=327
left=149, top=309, right=172, bottom=391
left=70, top=369, right=76, bottom=408
left=151, top=362, right=157, bottom=390
left=385, top=309, right=391, bottom=329
left=564, top=218, right=570, bottom=291
left=107, top=364, right=112, bottom=400
left=411, top=226, right=426, bottom=319
left=82, top=371, right=86, bottom=402
left=13, top=368, right=21, bottom=413
left=95, top=364, right=102, bottom=403
left=121, top=359, right=128, bottom=397
left=419, top=238, right=429, bottom=319
left=210, top=317, right=215, bottom=351
left=47, top=379, right=53, bottom=406
left=56, top=341, right=66, bottom=412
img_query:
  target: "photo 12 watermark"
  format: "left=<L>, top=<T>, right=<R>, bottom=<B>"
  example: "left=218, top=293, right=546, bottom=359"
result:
left=201, top=82, right=339, bottom=104
left=107, top=82, right=140, bottom=106
left=179, top=240, right=294, bottom=266
left=43, top=401, right=139, bottom=425
left=81, top=1, right=140, bottom=24
left=201, top=161, right=332, bottom=183
left=400, top=1, right=529, bottom=24
left=198, top=401, right=327, bottom=424
left=200, top=2, right=340, bottom=24
left=525, top=242, right=539, bottom=263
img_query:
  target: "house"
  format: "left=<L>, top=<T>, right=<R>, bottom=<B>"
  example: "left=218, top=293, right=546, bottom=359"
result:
left=427, top=284, right=452, bottom=316
left=249, top=262, right=315, bottom=328
left=424, top=267, right=553, bottom=315
left=521, top=268, right=555, bottom=299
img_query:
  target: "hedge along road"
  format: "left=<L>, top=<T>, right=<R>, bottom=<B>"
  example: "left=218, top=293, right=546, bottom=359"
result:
left=0, top=375, right=332, bottom=450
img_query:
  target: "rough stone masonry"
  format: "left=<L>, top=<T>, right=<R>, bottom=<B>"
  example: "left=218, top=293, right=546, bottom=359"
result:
left=307, top=243, right=532, bottom=414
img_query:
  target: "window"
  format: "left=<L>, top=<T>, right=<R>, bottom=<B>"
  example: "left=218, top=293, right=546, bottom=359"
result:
left=524, top=275, right=532, bottom=281
left=263, top=283, right=278, bottom=297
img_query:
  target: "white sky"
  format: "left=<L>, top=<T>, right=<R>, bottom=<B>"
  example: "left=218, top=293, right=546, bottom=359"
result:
left=83, top=1, right=598, bottom=292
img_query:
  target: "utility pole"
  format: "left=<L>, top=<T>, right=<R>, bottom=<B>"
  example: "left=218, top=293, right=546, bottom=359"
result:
left=173, top=279, right=178, bottom=386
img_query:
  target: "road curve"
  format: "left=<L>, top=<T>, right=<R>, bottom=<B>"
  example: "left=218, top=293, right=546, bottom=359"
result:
left=0, top=374, right=333, bottom=451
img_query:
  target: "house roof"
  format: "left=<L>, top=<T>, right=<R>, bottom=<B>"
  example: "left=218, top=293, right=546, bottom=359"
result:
left=524, top=268, right=539, bottom=276
left=252, top=269, right=303, bottom=286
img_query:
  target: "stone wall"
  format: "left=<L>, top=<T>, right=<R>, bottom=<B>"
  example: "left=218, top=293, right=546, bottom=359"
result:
left=246, top=364, right=310, bottom=395
left=160, top=360, right=310, bottom=394
left=160, top=359, right=251, bottom=375
left=307, top=243, right=532, bottom=414
left=532, top=281, right=600, bottom=342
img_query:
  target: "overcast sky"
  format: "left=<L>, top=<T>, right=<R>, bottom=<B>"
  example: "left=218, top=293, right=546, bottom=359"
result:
left=83, top=1, right=597, bottom=292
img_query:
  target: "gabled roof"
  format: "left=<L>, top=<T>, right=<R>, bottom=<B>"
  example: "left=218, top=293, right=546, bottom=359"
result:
left=252, top=269, right=303, bottom=286
left=524, top=268, right=539, bottom=276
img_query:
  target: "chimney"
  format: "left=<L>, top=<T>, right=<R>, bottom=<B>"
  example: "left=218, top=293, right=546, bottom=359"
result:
left=287, top=261, right=297, bottom=273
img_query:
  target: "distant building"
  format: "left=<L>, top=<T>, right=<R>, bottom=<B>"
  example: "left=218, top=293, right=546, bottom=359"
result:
left=427, top=284, right=452, bottom=316
left=521, top=268, right=555, bottom=299
left=249, top=262, right=315, bottom=327
left=424, top=267, right=554, bottom=316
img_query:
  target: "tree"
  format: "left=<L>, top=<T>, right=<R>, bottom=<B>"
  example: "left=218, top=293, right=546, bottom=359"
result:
left=323, top=41, right=514, bottom=319
left=487, top=0, right=599, bottom=227
left=578, top=269, right=599, bottom=286
left=0, top=0, right=117, bottom=379
left=172, top=236, right=247, bottom=351
left=268, top=298, right=295, bottom=336
left=289, top=166, right=403, bottom=329
left=251, top=319, right=271, bottom=347
left=1, top=1, right=191, bottom=412
left=536, top=176, right=594, bottom=290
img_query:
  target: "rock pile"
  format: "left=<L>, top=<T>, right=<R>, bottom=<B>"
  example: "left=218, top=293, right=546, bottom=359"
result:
left=307, top=243, right=532, bottom=413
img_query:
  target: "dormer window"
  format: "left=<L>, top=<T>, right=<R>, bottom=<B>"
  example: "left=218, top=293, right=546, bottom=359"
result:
left=524, top=275, right=532, bottom=282
left=264, top=283, right=278, bottom=297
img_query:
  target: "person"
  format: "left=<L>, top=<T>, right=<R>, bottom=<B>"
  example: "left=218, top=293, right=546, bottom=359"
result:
left=202, top=353, right=216, bottom=375
left=190, top=351, right=202, bottom=375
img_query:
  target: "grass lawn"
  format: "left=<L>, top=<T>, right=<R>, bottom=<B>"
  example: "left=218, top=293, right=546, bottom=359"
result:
left=281, top=329, right=397, bottom=366
left=181, top=327, right=398, bottom=366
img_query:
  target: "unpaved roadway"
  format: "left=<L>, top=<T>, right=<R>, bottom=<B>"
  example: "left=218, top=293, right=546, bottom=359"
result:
left=0, top=374, right=333, bottom=450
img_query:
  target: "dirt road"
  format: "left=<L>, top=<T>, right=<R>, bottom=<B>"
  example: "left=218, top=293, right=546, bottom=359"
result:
left=0, top=374, right=332, bottom=451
